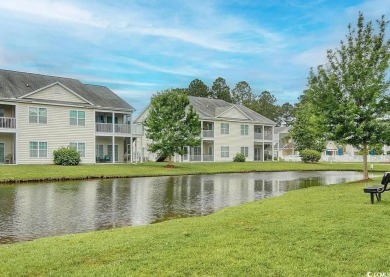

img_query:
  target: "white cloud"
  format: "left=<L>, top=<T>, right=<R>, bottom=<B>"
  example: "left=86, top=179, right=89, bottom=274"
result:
left=0, top=0, right=106, bottom=27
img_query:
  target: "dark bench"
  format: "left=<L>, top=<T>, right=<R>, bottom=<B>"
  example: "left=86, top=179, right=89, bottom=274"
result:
left=363, top=172, right=390, bottom=204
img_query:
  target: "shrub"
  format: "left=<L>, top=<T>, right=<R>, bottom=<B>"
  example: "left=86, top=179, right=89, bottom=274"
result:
left=300, top=149, right=321, bottom=163
left=53, top=147, right=81, bottom=166
left=233, top=153, right=246, bottom=162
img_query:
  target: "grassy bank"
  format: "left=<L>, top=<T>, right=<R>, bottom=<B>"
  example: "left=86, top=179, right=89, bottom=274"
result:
left=0, top=161, right=388, bottom=183
left=0, top=177, right=389, bottom=276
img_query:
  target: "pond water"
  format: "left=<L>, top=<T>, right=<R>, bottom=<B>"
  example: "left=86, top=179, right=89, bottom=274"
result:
left=0, top=171, right=363, bottom=244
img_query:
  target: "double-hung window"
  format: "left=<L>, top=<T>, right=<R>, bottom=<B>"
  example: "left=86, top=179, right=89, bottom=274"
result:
left=241, top=147, right=249, bottom=157
left=240, top=124, right=249, bottom=135
left=221, top=123, right=229, bottom=134
left=29, top=141, right=47, bottom=158
left=221, top=146, right=229, bottom=158
left=70, top=110, right=85, bottom=126
left=29, top=107, right=47, bottom=124
left=70, top=142, right=86, bottom=158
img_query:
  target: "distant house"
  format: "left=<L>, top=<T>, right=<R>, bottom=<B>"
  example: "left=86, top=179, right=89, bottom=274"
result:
left=0, top=69, right=142, bottom=164
left=134, top=96, right=276, bottom=162
left=273, top=126, right=295, bottom=158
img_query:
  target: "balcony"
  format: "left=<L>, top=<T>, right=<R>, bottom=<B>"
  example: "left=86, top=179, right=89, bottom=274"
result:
left=203, top=130, right=214, bottom=138
left=254, top=132, right=263, bottom=140
left=0, top=117, right=16, bottom=130
left=96, top=123, right=143, bottom=136
left=254, top=132, right=272, bottom=140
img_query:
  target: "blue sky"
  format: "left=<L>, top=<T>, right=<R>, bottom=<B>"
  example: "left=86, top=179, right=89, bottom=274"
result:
left=0, top=0, right=389, bottom=114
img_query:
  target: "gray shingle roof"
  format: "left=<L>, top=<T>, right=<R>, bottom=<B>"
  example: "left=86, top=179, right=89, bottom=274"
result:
left=188, top=96, right=275, bottom=125
left=0, top=69, right=134, bottom=110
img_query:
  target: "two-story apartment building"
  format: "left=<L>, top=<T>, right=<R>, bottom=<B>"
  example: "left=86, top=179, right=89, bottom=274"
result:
left=0, top=69, right=143, bottom=164
left=135, top=96, right=276, bottom=162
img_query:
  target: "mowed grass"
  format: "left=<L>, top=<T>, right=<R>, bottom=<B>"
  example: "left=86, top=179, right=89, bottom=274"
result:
left=0, top=161, right=388, bottom=183
left=1, top=177, right=390, bottom=276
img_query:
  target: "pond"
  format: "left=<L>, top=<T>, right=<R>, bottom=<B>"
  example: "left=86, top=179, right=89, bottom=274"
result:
left=0, top=171, right=363, bottom=244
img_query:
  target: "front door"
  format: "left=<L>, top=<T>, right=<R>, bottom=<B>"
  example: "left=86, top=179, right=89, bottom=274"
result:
left=0, top=143, right=4, bottom=163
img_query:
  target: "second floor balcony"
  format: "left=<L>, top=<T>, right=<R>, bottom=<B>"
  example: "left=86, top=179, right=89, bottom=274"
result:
left=0, top=117, right=16, bottom=131
left=96, top=123, right=143, bottom=136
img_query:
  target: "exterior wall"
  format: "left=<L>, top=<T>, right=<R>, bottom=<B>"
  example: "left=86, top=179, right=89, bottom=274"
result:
left=212, top=120, right=255, bottom=162
left=25, top=84, right=88, bottom=104
left=17, top=103, right=95, bottom=164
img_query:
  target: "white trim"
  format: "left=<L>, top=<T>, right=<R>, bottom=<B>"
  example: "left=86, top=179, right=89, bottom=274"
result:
left=19, top=82, right=95, bottom=105
left=215, top=105, right=252, bottom=121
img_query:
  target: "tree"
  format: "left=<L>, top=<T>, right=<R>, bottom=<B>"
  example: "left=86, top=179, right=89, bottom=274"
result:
left=250, top=91, right=279, bottom=121
left=291, top=100, right=326, bottom=152
left=276, top=102, right=295, bottom=126
left=308, top=12, right=390, bottom=179
left=231, top=81, right=254, bottom=105
left=210, top=77, right=232, bottom=102
left=144, top=89, right=201, bottom=164
left=187, top=79, right=210, bottom=97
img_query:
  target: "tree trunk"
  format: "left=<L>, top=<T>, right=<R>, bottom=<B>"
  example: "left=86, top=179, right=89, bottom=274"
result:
left=362, top=143, right=369, bottom=180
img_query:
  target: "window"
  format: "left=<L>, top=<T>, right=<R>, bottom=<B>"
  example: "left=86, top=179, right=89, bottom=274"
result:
left=241, top=124, right=249, bottom=135
left=0, top=108, right=4, bottom=117
left=70, top=110, right=85, bottom=126
left=29, top=107, right=47, bottom=124
left=241, top=147, right=249, bottom=157
left=29, top=141, right=47, bottom=158
left=221, top=146, right=229, bottom=157
left=70, top=142, right=86, bottom=158
left=193, top=146, right=201, bottom=156
left=221, top=123, right=229, bottom=134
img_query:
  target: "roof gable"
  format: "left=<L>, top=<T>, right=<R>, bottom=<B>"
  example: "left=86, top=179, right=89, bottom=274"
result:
left=0, top=69, right=134, bottom=111
left=215, top=106, right=251, bottom=120
left=20, top=82, right=93, bottom=105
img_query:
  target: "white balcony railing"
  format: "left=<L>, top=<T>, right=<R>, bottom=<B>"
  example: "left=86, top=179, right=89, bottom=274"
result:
left=96, top=123, right=113, bottom=133
left=115, top=124, right=131, bottom=134
left=264, top=132, right=273, bottom=140
left=96, top=123, right=143, bottom=135
left=254, top=132, right=263, bottom=140
left=254, top=132, right=272, bottom=140
left=0, top=117, right=16, bottom=129
left=203, top=130, right=214, bottom=138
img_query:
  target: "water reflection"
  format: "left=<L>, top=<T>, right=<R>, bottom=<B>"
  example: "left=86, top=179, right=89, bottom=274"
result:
left=0, top=171, right=362, bottom=243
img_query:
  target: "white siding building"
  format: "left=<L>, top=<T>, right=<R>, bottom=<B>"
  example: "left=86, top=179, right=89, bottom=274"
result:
left=135, top=96, right=276, bottom=162
left=0, top=69, right=142, bottom=164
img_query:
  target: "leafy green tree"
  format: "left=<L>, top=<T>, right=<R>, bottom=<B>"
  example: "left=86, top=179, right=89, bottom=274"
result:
left=144, top=89, right=201, bottom=164
left=250, top=91, right=279, bottom=121
left=308, top=12, right=390, bottom=179
left=231, top=81, right=254, bottom=105
left=187, top=79, right=210, bottom=97
left=276, top=102, right=295, bottom=126
left=210, top=77, right=232, bottom=102
left=291, top=100, right=326, bottom=153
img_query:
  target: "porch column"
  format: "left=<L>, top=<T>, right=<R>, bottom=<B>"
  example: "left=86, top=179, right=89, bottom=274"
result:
left=201, top=121, right=203, bottom=162
left=112, top=112, right=115, bottom=163
left=271, top=126, right=275, bottom=161
left=262, top=142, right=265, bottom=161
left=141, top=136, right=143, bottom=163
left=15, top=104, right=18, bottom=164
left=262, top=125, right=265, bottom=140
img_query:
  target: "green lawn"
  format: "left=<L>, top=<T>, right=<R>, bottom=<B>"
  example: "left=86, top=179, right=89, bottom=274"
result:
left=1, top=176, right=390, bottom=276
left=0, top=161, right=388, bottom=183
